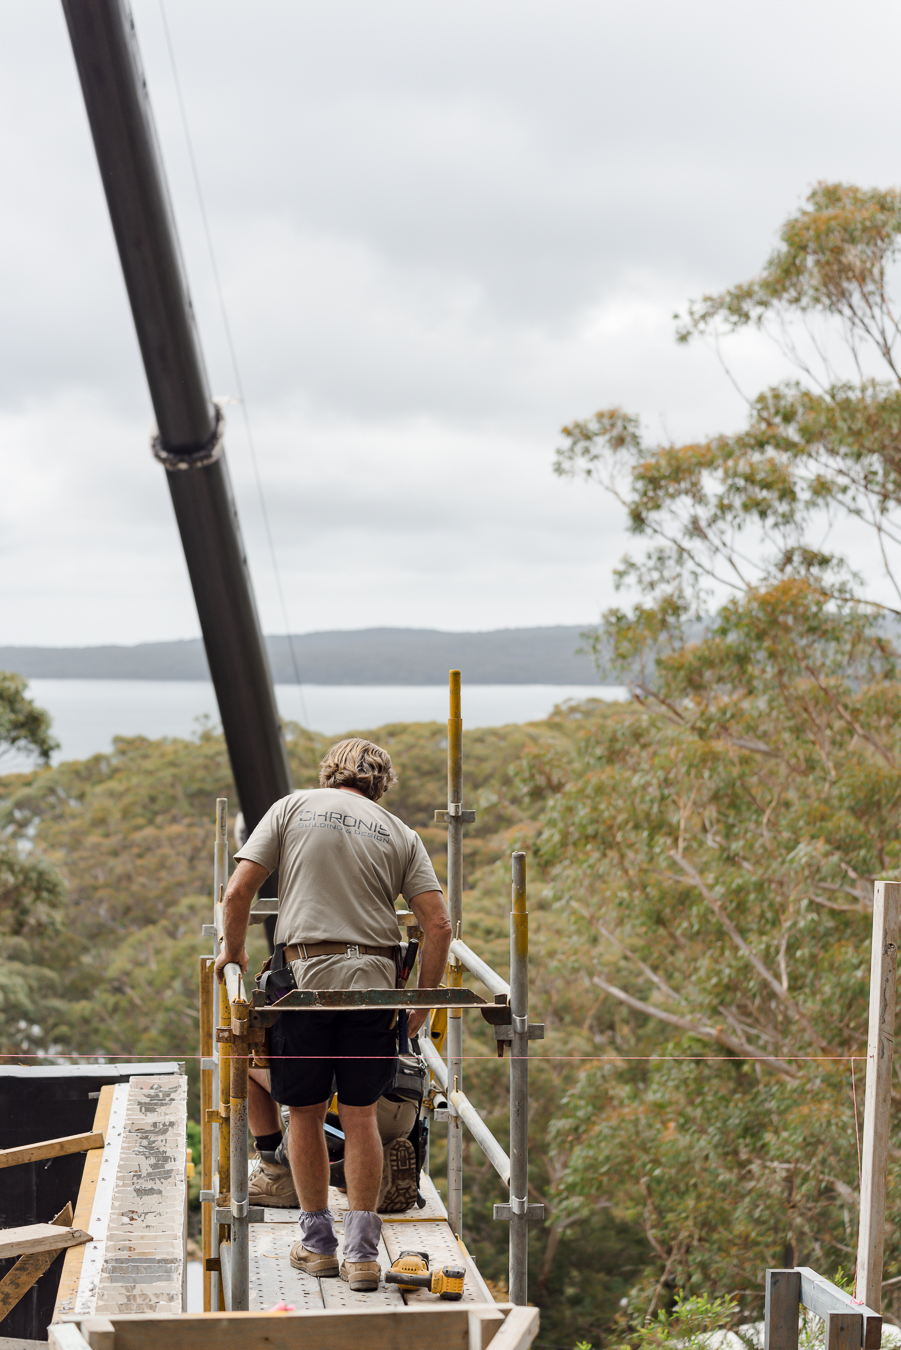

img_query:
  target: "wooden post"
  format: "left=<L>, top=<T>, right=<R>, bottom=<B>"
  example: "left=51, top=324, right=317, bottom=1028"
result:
left=825, top=1312, right=864, bottom=1350
left=856, top=879, right=901, bottom=1311
left=765, top=1269, right=800, bottom=1350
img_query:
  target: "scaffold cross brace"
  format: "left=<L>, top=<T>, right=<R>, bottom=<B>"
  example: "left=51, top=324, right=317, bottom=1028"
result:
left=493, top=1202, right=545, bottom=1223
left=434, top=808, right=477, bottom=823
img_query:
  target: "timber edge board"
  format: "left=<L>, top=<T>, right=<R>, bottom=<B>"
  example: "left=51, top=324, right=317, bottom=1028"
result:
left=49, top=1304, right=540, bottom=1350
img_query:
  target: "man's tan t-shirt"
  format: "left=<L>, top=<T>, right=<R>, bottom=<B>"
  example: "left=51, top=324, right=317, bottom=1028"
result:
left=233, top=787, right=440, bottom=991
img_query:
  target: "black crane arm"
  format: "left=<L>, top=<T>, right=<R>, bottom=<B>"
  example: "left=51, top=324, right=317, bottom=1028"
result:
left=59, top=0, right=293, bottom=874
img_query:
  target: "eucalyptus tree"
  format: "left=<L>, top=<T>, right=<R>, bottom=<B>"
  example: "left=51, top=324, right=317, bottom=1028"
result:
left=0, top=673, right=62, bottom=1054
left=540, top=185, right=901, bottom=1330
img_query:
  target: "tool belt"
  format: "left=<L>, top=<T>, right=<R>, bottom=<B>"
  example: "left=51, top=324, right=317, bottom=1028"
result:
left=389, top=1052, right=427, bottom=1105
left=284, top=940, right=398, bottom=962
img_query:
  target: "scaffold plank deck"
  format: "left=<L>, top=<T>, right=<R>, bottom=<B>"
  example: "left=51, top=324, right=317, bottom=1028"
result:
left=248, top=1175, right=494, bottom=1311
left=248, top=1225, right=324, bottom=1310
left=319, top=1230, right=405, bottom=1311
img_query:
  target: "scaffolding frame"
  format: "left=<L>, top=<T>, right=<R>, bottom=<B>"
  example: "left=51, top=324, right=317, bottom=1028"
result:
left=199, top=672, right=544, bottom=1312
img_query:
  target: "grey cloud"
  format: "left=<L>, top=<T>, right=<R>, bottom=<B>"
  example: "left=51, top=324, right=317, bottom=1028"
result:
left=2, top=0, right=900, bottom=644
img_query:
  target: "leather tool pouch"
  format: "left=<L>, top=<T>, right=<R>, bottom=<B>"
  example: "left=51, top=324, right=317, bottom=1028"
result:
left=253, top=943, right=299, bottom=1069
left=257, top=942, right=298, bottom=1003
left=388, top=1050, right=427, bottom=1105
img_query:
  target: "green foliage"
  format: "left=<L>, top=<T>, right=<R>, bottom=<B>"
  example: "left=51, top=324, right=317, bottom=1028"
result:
left=679, top=183, right=901, bottom=341
left=632, top=1291, right=739, bottom=1350
left=0, top=673, right=65, bottom=1051
left=0, top=671, right=57, bottom=767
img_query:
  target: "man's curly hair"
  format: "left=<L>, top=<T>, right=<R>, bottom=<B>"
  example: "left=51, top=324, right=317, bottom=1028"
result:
left=318, top=738, right=398, bottom=802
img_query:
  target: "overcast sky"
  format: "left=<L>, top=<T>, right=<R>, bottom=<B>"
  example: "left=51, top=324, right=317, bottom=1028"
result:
left=2, top=0, right=901, bottom=647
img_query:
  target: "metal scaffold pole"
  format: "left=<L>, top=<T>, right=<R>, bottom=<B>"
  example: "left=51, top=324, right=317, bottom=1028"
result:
left=229, top=992, right=250, bottom=1311
left=198, top=955, right=215, bottom=1313
left=446, top=671, right=464, bottom=1239
left=509, top=850, right=530, bottom=1305
left=214, top=798, right=229, bottom=924
left=213, top=800, right=230, bottom=1309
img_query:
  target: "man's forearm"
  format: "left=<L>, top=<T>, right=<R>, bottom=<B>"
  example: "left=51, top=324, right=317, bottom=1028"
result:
left=405, top=890, right=452, bottom=1033
left=417, top=926, right=452, bottom=990
left=215, top=859, right=270, bottom=980
left=221, top=888, right=253, bottom=958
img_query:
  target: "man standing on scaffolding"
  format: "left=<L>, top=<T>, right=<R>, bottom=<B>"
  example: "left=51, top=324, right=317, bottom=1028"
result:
left=214, top=737, right=451, bottom=1293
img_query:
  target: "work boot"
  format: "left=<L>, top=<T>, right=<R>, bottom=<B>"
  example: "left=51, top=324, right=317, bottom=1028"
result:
left=289, top=1242, right=340, bottom=1278
left=290, top=1208, right=339, bottom=1278
left=248, top=1156, right=298, bottom=1208
left=341, top=1210, right=382, bottom=1291
left=377, top=1137, right=418, bottom=1213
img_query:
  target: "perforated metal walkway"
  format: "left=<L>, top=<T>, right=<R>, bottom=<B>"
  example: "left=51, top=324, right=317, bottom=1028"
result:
left=249, top=1175, right=495, bottom=1311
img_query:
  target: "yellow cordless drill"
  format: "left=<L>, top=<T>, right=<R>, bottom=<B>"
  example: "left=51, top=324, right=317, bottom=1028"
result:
left=385, top=1250, right=465, bottom=1301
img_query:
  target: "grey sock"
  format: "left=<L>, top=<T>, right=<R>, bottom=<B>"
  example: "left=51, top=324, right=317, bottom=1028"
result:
left=298, top=1207, right=337, bottom=1255
left=343, top=1209, right=382, bottom=1263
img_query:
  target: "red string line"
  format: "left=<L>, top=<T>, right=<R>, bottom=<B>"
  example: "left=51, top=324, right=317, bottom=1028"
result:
left=0, top=1052, right=866, bottom=1062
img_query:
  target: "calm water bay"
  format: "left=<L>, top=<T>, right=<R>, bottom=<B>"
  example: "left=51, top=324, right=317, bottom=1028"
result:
left=3, top=679, right=627, bottom=771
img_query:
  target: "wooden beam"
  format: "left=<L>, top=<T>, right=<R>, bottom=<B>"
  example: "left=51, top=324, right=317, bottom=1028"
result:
left=798, top=1268, right=881, bottom=1349
left=857, top=879, right=901, bottom=1312
left=55, top=1085, right=116, bottom=1317
left=0, top=1133, right=104, bottom=1171
left=100, top=1306, right=488, bottom=1350
left=468, top=1307, right=507, bottom=1350
left=0, top=1223, right=91, bottom=1260
left=0, top=1204, right=75, bottom=1322
left=478, top=1308, right=540, bottom=1350
left=765, top=1269, right=800, bottom=1350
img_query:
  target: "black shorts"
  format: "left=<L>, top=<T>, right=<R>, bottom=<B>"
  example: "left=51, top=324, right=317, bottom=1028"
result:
left=268, top=1008, right=398, bottom=1108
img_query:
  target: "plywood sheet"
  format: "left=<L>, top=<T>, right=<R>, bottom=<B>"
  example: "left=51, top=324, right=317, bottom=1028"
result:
left=55, top=1087, right=117, bottom=1317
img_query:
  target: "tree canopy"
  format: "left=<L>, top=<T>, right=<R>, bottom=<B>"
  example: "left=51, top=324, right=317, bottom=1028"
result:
left=0, top=673, right=64, bottom=1051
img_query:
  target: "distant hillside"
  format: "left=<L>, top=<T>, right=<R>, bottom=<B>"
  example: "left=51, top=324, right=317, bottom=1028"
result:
left=0, top=626, right=610, bottom=685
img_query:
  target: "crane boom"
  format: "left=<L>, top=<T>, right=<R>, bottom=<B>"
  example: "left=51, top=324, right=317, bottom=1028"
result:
left=60, top=0, right=292, bottom=854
